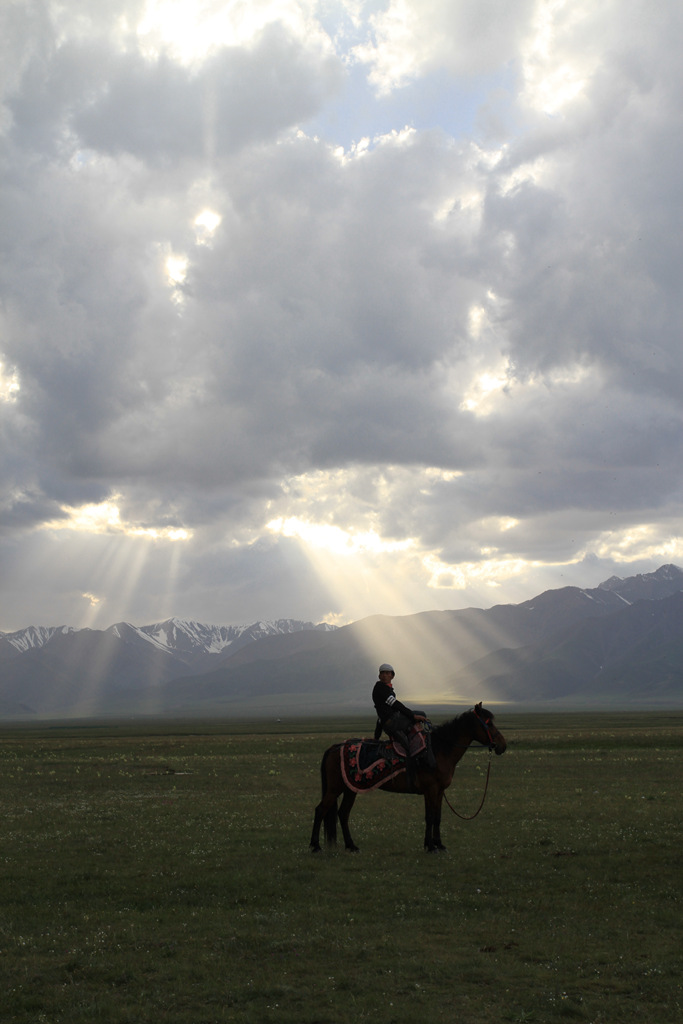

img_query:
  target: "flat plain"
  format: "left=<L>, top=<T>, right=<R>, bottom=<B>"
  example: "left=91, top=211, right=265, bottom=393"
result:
left=0, top=709, right=681, bottom=1023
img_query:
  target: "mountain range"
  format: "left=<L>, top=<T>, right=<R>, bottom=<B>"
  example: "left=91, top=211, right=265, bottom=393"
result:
left=1, top=564, right=682, bottom=718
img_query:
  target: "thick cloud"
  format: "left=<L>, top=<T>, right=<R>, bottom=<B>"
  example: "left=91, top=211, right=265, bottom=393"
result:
left=1, top=0, right=682, bottom=630
left=71, top=29, right=342, bottom=162
left=354, top=0, right=537, bottom=90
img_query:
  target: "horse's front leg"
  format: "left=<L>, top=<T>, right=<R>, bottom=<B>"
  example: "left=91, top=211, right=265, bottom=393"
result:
left=338, top=789, right=359, bottom=852
left=423, top=790, right=446, bottom=852
left=309, top=800, right=327, bottom=852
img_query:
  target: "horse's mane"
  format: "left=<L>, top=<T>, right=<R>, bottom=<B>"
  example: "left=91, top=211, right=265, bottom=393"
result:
left=431, top=709, right=493, bottom=754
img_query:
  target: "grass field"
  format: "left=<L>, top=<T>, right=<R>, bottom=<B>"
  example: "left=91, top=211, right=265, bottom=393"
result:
left=0, top=710, right=681, bottom=1023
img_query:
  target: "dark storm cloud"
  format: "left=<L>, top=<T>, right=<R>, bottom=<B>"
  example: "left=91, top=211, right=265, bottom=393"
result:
left=1, top=0, right=683, bottom=630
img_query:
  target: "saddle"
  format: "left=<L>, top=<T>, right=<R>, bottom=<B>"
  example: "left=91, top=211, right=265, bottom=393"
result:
left=341, top=721, right=433, bottom=793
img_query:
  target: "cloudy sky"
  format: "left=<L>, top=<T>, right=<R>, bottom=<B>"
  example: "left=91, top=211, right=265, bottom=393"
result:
left=1, top=0, right=682, bottom=633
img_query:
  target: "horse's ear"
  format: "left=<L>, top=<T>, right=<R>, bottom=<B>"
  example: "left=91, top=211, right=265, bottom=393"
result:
left=474, top=701, right=482, bottom=712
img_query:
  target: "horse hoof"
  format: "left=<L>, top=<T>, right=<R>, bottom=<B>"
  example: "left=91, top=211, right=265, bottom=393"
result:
left=346, top=845, right=360, bottom=853
left=310, top=844, right=322, bottom=854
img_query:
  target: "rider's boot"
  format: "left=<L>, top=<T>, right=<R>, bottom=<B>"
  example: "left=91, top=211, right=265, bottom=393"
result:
left=392, top=729, right=418, bottom=790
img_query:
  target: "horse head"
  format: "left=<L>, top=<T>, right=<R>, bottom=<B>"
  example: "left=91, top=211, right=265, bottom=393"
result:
left=471, top=702, right=507, bottom=755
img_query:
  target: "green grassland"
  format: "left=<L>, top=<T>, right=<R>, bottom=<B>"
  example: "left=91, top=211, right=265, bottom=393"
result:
left=0, top=711, right=681, bottom=1023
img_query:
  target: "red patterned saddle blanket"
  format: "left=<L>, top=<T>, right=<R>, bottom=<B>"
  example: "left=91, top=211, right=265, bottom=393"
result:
left=340, top=723, right=428, bottom=793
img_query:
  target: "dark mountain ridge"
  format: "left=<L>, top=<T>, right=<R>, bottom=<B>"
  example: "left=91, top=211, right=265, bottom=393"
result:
left=1, top=564, right=682, bottom=717
left=455, top=589, right=683, bottom=703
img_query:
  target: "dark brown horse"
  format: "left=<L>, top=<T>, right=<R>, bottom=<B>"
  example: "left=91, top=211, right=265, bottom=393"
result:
left=309, top=703, right=506, bottom=853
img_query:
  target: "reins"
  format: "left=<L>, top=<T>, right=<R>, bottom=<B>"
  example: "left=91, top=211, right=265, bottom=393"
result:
left=442, top=751, right=493, bottom=820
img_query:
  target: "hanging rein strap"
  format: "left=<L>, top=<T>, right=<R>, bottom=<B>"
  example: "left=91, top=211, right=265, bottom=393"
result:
left=442, top=752, right=492, bottom=820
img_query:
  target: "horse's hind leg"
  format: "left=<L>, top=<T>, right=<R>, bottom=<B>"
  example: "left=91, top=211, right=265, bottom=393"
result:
left=310, top=791, right=337, bottom=852
left=310, top=803, right=324, bottom=852
left=338, top=790, right=359, bottom=852
left=310, top=750, right=339, bottom=852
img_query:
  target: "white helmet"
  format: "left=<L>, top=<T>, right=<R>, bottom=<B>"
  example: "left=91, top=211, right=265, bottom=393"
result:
left=379, top=663, right=395, bottom=675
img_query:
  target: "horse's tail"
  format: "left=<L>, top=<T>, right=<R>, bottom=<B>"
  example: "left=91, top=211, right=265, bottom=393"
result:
left=321, top=747, right=338, bottom=846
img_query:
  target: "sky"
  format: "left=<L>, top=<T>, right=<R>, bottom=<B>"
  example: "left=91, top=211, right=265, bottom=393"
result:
left=1, top=0, right=683, bottom=633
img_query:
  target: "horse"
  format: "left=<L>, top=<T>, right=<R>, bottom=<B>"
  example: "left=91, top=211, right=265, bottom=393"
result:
left=309, top=703, right=507, bottom=853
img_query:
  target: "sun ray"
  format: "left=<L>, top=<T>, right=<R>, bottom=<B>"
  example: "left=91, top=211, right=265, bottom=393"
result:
left=33, top=493, right=195, bottom=713
left=266, top=513, right=529, bottom=707
left=154, top=533, right=187, bottom=623
left=41, top=497, right=193, bottom=543
left=31, top=533, right=154, bottom=714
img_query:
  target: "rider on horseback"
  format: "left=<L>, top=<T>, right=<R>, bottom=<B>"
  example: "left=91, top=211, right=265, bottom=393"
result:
left=372, top=664, right=423, bottom=788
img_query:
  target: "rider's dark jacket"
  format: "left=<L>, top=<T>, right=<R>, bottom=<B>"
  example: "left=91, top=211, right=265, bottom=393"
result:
left=372, top=680, right=417, bottom=740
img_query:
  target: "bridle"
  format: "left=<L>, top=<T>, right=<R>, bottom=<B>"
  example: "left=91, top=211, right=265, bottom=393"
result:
left=442, top=706, right=496, bottom=820
left=442, top=753, right=492, bottom=820
left=473, top=706, right=497, bottom=751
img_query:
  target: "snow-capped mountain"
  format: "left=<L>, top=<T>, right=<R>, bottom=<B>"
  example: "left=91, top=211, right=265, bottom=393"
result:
left=0, top=624, right=77, bottom=657
left=1, top=565, right=682, bottom=718
left=139, top=617, right=335, bottom=660
left=0, top=617, right=337, bottom=716
left=0, top=617, right=334, bottom=661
